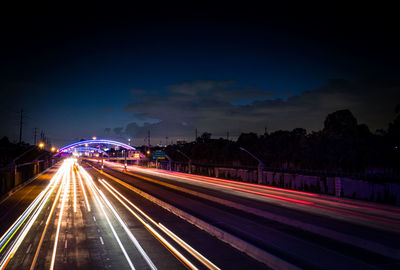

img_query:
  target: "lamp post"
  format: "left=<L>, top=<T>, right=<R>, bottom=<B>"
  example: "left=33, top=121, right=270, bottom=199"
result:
left=165, top=154, right=173, bottom=171
left=176, top=149, right=192, bottom=174
left=239, top=147, right=265, bottom=184
left=123, top=150, right=127, bottom=171
left=38, top=142, right=45, bottom=150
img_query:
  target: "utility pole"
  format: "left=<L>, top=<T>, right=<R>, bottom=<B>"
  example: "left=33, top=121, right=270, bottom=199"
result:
left=19, top=109, right=23, bottom=144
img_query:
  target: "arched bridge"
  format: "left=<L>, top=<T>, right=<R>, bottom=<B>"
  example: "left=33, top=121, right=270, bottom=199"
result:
left=66, top=147, right=110, bottom=156
left=55, top=139, right=135, bottom=156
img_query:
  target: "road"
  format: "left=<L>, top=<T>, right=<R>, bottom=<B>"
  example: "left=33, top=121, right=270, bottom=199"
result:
left=0, top=158, right=399, bottom=269
left=0, top=159, right=262, bottom=270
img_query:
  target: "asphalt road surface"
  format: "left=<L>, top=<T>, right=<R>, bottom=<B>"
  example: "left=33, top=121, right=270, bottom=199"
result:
left=1, top=158, right=399, bottom=269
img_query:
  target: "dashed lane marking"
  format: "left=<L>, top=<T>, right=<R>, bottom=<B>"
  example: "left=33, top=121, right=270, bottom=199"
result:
left=26, top=243, right=32, bottom=254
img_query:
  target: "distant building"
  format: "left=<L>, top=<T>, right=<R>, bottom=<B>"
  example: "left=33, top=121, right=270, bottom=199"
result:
left=176, top=139, right=187, bottom=145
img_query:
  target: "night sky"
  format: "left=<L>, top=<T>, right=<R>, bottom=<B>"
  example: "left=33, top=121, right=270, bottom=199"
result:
left=1, top=4, right=399, bottom=147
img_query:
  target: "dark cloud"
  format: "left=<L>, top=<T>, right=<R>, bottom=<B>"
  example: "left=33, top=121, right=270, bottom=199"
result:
left=121, top=78, right=399, bottom=143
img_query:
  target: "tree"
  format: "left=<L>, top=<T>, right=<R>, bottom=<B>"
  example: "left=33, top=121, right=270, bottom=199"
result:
left=237, top=132, right=258, bottom=148
left=323, top=109, right=357, bottom=136
left=199, top=132, right=211, bottom=142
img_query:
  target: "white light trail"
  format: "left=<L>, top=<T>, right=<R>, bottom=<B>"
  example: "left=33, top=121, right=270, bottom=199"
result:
left=72, top=166, right=77, bottom=213
left=77, top=165, right=136, bottom=270
left=49, top=161, right=70, bottom=270
left=76, top=167, right=91, bottom=212
left=0, top=160, right=69, bottom=269
left=100, top=179, right=219, bottom=270
left=97, top=187, right=157, bottom=270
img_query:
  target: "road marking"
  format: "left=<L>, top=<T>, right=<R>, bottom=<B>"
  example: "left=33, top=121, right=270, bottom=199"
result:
left=50, top=161, right=71, bottom=270
left=39, top=221, right=43, bottom=226
left=80, top=166, right=136, bottom=270
left=99, top=236, right=104, bottom=245
left=26, top=243, right=32, bottom=254
left=64, top=240, right=68, bottom=249
left=100, top=179, right=209, bottom=270
left=93, top=216, right=96, bottom=222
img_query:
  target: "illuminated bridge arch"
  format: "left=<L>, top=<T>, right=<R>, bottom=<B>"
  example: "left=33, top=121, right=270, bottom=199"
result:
left=67, top=147, right=110, bottom=156
left=55, top=139, right=135, bottom=156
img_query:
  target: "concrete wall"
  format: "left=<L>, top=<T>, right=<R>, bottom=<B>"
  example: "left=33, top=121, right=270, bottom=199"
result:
left=213, top=167, right=400, bottom=205
left=158, top=162, right=400, bottom=205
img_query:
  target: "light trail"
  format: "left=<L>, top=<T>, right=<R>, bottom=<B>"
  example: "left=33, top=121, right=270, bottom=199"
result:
left=97, top=188, right=158, bottom=270
left=0, top=166, right=63, bottom=250
left=49, top=161, right=70, bottom=270
left=0, top=160, right=69, bottom=270
left=30, top=164, right=66, bottom=270
left=80, top=165, right=159, bottom=270
left=77, top=165, right=136, bottom=270
left=76, top=166, right=91, bottom=212
left=99, top=179, right=197, bottom=270
left=72, top=165, right=77, bottom=213
left=100, top=179, right=219, bottom=270
left=100, top=160, right=400, bottom=225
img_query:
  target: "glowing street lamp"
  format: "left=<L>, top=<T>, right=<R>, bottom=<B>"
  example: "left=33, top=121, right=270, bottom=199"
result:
left=92, top=136, right=97, bottom=140
left=38, top=142, right=45, bottom=149
left=51, top=147, right=56, bottom=152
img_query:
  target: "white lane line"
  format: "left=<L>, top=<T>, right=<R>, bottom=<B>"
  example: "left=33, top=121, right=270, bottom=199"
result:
left=99, top=236, right=104, bottom=245
left=78, top=166, right=136, bottom=270
left=64, top=240, right=68, bottom=249
left=40, top=220, right=43, bottom=226
left=26, top=243, right=32, bottom=254
left=93, top=216, right=96, bottom=222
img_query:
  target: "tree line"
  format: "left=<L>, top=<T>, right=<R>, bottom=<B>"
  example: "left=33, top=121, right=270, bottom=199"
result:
left=165, top=107, right=400, bottom=181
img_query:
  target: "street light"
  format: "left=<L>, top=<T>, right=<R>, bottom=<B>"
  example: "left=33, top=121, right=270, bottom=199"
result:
left=239, top=147, right=265, bottom=184
left=92, top=136, right=97, bottom=140
left=176, top=149, right=192, bottom=174
left=38, top=142, right=45, bottom=149
left=51, top=147, right=56, bottom=152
